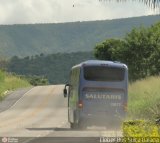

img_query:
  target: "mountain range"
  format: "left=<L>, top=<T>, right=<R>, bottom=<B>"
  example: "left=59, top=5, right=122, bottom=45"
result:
left=0, top=15, right=160, bottom=58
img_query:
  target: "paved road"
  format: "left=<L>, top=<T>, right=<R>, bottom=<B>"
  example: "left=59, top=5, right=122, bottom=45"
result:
left=0, top=85, right=122, bottom=143
left=0, top=87, right=32, bottom=113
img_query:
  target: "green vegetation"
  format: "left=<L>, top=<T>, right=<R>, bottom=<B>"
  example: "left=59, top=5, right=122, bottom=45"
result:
left=123, top=120, right=160, bottom=138
left=92, top=19, right=160, bottom=123
left=22, top=75, right=49, bottom=86
left=94, top=22, right=160, bottom=81
left=94, top=38, right=125, bottom=61
left=128, top=76, right=160, bottom=120
left=92, top=21, right=160, bottom=136
left=7, top=52, right=94, bottom=84
left=0, top=70, right=5, bottom=82
left=122, top=76, right=160, bottom=138
left=0, top=15, right=159, bottom=58
left=0, top=71, right=31, bottom=100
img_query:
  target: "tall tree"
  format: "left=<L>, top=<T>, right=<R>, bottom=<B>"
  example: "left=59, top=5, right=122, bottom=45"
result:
left=94, top=22, right=160, bottom=81
left=94, top=39, right=125, bottom=61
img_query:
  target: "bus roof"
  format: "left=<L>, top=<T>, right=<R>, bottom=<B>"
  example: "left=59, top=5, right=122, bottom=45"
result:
left=72, top=60, right=128, bottom=69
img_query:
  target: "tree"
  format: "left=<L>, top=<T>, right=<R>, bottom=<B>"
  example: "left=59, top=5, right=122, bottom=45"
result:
left=94, top=39, right=125, bottom=61
left=124, top=22, right=160, bottom=80
left=147, top=22, right=160, bottom=75
left=94, top=22, right=160, bottom=81
left=124, top=27, right=153, bottom=80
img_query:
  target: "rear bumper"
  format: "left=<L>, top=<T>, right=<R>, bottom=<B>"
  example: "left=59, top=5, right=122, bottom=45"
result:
left=79, top=111, right=126, bottom=126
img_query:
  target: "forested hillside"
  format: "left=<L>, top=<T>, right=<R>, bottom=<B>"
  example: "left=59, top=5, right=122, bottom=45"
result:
left=7, top=52, right=94, bottom=84
left=0, top=15, right=160, bottom=58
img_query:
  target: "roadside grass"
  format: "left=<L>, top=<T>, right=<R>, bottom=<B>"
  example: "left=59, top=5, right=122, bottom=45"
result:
left=123, top=76, right=160, bottom=137
left=128, top=76, right=160, bottom=120
left=123, top=120, right=160, bottom=137
left=0, top=71, right=31, bottom=101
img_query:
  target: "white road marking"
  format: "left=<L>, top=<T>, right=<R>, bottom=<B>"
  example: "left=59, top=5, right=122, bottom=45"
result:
left=10, top=88, right=33, bottom=109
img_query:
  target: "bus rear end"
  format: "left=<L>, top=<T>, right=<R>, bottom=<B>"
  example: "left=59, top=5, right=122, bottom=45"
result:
left=79, top=61, right=128, bottom=128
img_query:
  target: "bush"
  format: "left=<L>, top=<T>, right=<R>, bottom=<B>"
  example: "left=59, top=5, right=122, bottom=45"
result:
left=123, top=120, right=160, bottom=137
left=26, top=75, right=49, bottom=86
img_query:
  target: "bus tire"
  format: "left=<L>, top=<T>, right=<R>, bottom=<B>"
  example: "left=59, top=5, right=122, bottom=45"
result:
left=70, top=122, right=79, bottom=129
left=70, top=121, right=85, bottom=130
left=70, top=110, right=79, bottom=129
left=78, top=121, right=86, bottom=130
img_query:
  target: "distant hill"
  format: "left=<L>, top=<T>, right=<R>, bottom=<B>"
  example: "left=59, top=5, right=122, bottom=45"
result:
left=7, top=52, right=94, bottom=84
left=0, top=15, right=160, bottom=58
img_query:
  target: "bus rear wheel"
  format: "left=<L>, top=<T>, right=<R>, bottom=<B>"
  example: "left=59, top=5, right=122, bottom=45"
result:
left=70, top=121, right=86, bottom=130
left=70, top=122, right=79, bottom=129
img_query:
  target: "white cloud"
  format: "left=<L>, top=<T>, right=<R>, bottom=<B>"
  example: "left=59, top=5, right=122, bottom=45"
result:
left=0, top=0, right=158, bottom=24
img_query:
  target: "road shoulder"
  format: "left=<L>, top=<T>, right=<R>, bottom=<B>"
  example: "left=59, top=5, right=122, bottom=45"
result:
left=0, top=87, right=32, bottom=113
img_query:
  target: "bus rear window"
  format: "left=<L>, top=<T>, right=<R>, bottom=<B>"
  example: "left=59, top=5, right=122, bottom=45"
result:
left=84, top=66, right=125, bottom=81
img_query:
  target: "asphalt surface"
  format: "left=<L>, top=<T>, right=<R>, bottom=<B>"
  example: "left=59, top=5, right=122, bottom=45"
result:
left=0, top=85, right=122, bottom=143
left=0, top=87, right=32, bottom=113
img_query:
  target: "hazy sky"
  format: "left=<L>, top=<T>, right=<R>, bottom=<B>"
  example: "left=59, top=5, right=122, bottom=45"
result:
left=0, top=0, right=158, bottom=24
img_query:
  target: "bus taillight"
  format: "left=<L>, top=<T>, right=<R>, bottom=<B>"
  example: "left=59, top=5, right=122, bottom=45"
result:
left=78, top=100, right=83, bottom=108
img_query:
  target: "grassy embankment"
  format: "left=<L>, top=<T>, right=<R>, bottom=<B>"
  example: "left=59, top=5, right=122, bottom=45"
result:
left=123, top=76, right=160, bottom=137
left=0, top=70, right=31, bottom=101
left=128, top=76, right=160, bottom=120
